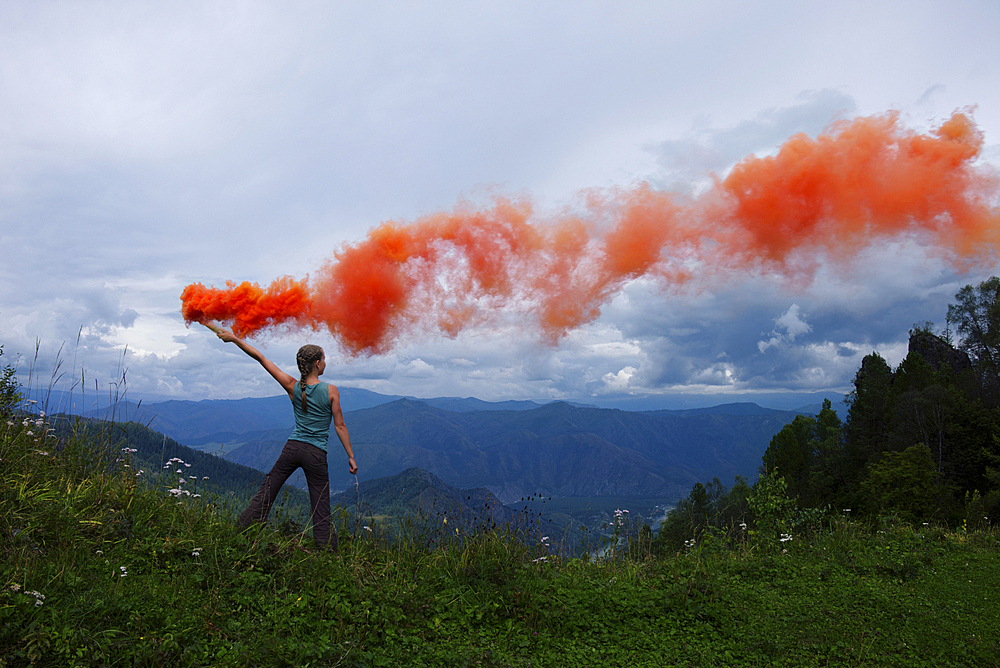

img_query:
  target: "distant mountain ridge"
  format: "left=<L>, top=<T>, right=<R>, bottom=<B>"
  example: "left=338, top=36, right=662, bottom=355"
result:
left=217, top=398, right=802, bottom=504
left=33, top=386, right=817, bottom=504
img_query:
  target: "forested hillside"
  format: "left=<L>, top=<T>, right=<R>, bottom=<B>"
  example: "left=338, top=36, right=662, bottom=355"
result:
left=656, top=278, right=1000, bottom=551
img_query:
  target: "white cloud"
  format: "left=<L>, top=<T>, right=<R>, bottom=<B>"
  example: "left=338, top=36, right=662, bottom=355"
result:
left=602, top=366, right=637, bottom=391
left=758, top=304, right=812, bottom=353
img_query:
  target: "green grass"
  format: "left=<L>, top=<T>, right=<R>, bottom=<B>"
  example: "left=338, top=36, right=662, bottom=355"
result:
left=3, top=411, right=1000, bottom=667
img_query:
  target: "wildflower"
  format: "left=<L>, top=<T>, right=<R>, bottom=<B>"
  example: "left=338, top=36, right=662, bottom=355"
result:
left=35, top=450, right=49, bottom=456
left=843, top=508, right=851, bottom=513
left=532, top=556, right=548, bottom=563
left=192, top=549, right=202, bottom=557
left=739, top=522, right=747, bottom=531
left=27, top=590, right=45, bottom=606
left=178, top=478, right=186, bottom=484
left=202, top=476, right=209, bottom=480
left=5, top=420, right=12, bottom=426
left=9, top=584, right=20, bottom=592
left=363, top=525, right=372, bottom=532
left=684, top=538, right=696, bottom=549
left=25, top=431, right=33, bottom=436
left=95, top=550, right=103, bottom=555
left=780, top=533, right=793, bottom=542
left=176, top=469, right=183, bottom=474
left=192, top=494, right=201, bottom=498
left=119, top=566, right=127, bottom=577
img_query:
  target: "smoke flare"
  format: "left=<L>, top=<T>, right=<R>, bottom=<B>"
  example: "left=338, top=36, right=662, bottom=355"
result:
left=181, top=111, right=999, bottom=355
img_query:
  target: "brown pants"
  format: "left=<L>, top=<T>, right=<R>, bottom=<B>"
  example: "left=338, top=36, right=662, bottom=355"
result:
left=237, top=439, right=336, bottom=551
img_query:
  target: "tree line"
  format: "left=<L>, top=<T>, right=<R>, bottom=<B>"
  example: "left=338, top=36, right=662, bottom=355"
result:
left=654, top=278, right=1000, bottom=552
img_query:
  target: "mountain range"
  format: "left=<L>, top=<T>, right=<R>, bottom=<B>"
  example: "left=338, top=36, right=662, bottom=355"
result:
left=62, top=389, right=809, bottom=504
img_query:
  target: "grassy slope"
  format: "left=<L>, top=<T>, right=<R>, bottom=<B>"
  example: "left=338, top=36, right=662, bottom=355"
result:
left=2, top=415, right=999, bottom=667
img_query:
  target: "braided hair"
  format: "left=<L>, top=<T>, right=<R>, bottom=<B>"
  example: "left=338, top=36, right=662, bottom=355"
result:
left=295, top=345, right=325, bottom=413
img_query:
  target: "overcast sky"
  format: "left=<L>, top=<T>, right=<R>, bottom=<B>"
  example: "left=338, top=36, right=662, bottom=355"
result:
left=2, top=1, right=999, bottom=412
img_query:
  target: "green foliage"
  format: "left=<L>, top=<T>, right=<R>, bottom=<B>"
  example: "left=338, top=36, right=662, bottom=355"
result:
left=653, top=476, right=749, bottom=554
left=760, top=399, right=845, bottom=508
left=860, top=444, right=952, bottom=522
left=0, top=346, right=22, bottom=419
left=746, top=469, right=798, bottom=540
left=845, top=352, right=894, bottom=479
left=947, top=275, right=1000, bottom=398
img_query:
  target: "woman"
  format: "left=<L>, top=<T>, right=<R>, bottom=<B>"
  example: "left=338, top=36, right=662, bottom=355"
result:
left=214, top=328, right=357, bottom=551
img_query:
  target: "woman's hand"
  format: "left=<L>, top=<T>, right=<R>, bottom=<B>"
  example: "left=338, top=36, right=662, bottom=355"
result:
left=214, top=328, right=239, bottom=344
left=348, top=457, right=358, bottom=475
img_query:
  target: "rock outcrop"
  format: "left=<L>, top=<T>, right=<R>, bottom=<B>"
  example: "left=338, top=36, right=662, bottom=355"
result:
left=908, top=331, right=972, bottom=375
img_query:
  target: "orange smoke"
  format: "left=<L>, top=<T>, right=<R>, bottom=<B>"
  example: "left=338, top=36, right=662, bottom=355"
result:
left=181, top=110, right=999, bottom=355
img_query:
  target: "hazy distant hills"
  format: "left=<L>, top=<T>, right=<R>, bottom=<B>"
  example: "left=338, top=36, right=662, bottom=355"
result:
left=74, top=387, right=403, bottom=440
left=69, top=388, right=557, bottom=441
left=211, top=398, right=800, bottom=504
left=41, top=387, right=810, bottom=504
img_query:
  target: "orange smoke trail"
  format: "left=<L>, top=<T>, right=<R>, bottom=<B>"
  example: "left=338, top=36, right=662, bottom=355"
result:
left=181, top=110, right=999, bottom=355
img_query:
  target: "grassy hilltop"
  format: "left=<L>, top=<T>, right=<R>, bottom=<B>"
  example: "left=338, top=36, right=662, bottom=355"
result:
left=2, top=399, right=1000, bottom=667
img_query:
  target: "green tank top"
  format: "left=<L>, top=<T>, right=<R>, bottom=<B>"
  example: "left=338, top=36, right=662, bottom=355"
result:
left=289, top=381, right=333, bottom=451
